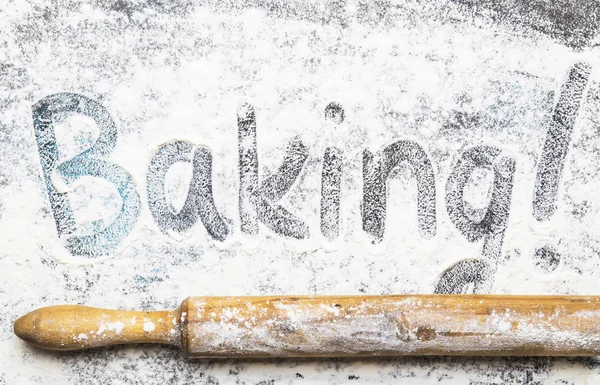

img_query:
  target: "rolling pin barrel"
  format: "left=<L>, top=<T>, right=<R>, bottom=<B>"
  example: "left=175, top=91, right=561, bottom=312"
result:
left=14, top=295, right=600, bottom=357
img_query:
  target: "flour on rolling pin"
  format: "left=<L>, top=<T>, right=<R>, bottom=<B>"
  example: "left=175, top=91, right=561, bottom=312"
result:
left=6, top=0, right=600, bottom=382
left=14, top=295, right=600, bottom=357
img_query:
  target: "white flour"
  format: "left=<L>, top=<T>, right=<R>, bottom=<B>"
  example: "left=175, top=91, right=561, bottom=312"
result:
left=2, top=0, right=600, bottom=383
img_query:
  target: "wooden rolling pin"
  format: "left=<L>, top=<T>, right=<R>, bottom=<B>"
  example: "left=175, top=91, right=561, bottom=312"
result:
left=13, top=295, right=600, bottom=357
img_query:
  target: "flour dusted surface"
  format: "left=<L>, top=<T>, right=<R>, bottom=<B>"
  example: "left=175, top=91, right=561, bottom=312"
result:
left=3, top=0, right=600, bottom=383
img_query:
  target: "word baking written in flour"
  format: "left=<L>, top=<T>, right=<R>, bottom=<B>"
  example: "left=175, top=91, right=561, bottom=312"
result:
left=32, top=63, right=590, bottom=284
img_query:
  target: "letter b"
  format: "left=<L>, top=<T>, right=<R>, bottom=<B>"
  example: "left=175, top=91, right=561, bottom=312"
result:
left=32, top=93, right=140, bottom=257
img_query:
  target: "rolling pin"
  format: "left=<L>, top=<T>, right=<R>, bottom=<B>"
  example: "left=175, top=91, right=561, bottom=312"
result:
left=13, top=295, right=600, bottom=357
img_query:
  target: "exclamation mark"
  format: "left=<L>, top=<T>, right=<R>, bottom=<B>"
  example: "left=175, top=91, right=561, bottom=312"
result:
left=533, top=62, right=591, bottom=221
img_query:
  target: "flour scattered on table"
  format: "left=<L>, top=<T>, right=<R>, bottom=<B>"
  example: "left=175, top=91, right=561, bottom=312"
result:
left=2, top=0, right=600, bottom=383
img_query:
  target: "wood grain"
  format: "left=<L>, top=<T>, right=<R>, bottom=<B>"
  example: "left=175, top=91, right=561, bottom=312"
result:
left=14, top=295, right=600, bottom=357
left=14, top=305, right=181, bottom=350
